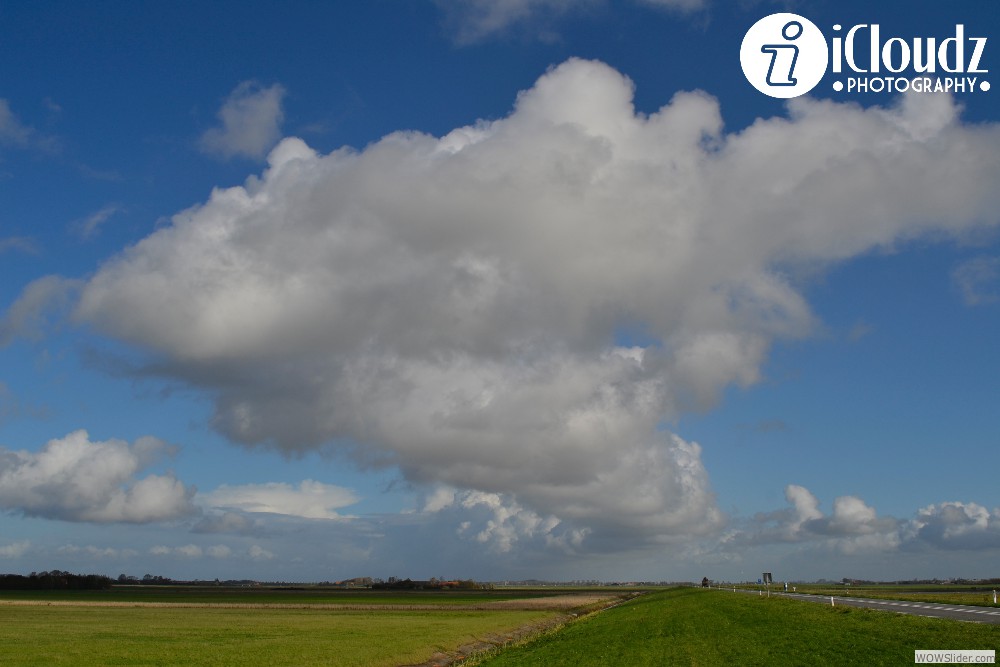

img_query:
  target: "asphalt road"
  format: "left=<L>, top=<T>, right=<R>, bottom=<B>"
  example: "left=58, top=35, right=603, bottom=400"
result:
left=727, top=588, right=1000, bottom=624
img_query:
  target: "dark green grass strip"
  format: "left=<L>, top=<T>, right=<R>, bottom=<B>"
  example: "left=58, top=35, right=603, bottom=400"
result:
left=477, top=588, right=1000, bottom=666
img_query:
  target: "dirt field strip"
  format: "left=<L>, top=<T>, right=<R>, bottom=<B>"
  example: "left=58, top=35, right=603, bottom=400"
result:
left=402, top=592, right=643, bottom=667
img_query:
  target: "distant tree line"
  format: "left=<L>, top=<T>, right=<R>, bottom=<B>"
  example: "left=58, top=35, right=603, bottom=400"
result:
left=0, top=571, right=114, bottom=590
left=372, top=577, right=487, bottom=590
left=117, top=574, right=176, bottom=585
left=841, top=577, right=1000, bottom=586
left=116, top=574, right=262, bottom=587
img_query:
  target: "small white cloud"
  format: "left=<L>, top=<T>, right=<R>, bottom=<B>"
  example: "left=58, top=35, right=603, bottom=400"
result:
left=0, top=275, right=80, bottom=347
left=847, top=320, right=874, bottom=342
left=953, top=256, right=1000, bottom=306
left=635, top=0, right=705, bottom=11
left=439, top=0, right=703, bottom=44
left=422, top=486, right=457, bottom=513
left=207, top=545, right=232, bottom=559
left=0, top=99, right=58, bottom=153
left=735, top=484, right=900, bottom=552
left=150, top=544, right=208, bottom=558
left=0, top=99, right=32, bottom=146
left=0, top=430, right=196, bottom=523
left=0, top=540, right=30, bottom=558
left=57, top=544, right=138, bottom=559
left=199, top=81, right=286, bottom=160
left=0, top=237, right=39, bottom=255
left=437, top=0, right=592, bottom=44
left=203, top=480, right=359, bottom=519
left=176, top=544, right=203, bottom=558
left=249, top=545, right=275, bottom=560
left=71, top=204, right=123, bottom=240
left=786, top=484, right=823, bottom=532
left=732, top=486, right=1000, bottom=558
left=827, top=496, right=878, bottom=533
left=460, top=490, right=544, bottom=552
left=910, top=501, right=1000, bottom=549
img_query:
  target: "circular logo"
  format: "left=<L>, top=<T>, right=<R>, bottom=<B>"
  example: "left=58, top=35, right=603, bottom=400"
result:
left=741, top=13, right=828, bottom=99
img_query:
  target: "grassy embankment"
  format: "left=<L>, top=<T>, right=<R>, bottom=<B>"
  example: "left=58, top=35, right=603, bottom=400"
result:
left=475, top=587, right=1000, bottom=666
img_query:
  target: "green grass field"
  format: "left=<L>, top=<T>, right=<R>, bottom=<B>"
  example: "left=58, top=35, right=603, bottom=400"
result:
left=475, top=588, right=1000, bottom=666
left=0, top=603, right=553, bottom=666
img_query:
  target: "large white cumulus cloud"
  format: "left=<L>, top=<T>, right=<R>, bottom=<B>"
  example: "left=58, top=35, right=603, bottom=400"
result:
left=75, top=59, right=1000, bottom=549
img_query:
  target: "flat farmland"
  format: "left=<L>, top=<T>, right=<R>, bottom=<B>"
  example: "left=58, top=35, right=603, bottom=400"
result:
left=0, top=587, right=623, bottom=666
left=8, top=586, right=993, bottom=665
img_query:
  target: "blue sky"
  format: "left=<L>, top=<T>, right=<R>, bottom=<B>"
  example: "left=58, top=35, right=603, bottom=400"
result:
left=1, top=0, right=998, bottom=583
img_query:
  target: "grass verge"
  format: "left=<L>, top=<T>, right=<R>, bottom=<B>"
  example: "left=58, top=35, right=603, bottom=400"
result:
left=476, top=587, right=1000, bottom=666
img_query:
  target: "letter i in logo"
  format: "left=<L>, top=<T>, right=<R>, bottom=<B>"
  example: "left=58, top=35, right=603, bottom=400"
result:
left=762, top=21, right=803, bottom=86
left=741, top=13, right=828, bottom=98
